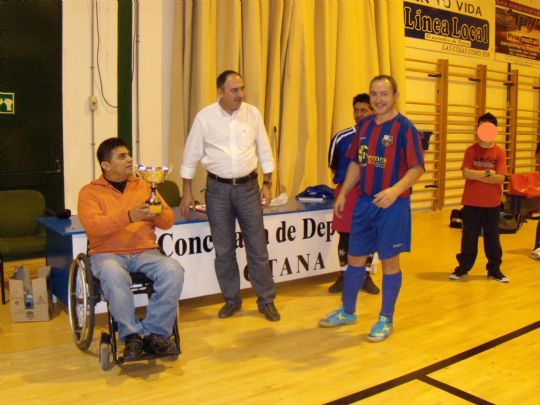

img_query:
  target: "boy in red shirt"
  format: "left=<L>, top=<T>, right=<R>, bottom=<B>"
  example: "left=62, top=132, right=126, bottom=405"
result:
left=450, top=113, right=509, bottom=282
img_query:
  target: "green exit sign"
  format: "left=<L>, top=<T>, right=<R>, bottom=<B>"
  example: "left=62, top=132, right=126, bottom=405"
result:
left=0, top=92, right=15, bottom=114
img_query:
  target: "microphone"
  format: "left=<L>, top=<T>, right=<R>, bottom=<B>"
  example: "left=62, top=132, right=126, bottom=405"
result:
left=273, top=125, right=281, bottom=195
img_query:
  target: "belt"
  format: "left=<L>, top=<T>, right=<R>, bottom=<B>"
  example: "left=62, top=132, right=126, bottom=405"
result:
left=207, top=171, right=258, bottom=185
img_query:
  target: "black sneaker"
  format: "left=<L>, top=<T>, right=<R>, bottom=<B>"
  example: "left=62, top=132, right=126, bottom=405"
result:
left=328, top=272, right=344, bottom=293
left=488, top=270, right=509, bottom=283
left=123, top=334, right=144, bottom=360
left=143, top=333, right=176, bottom=355
left=449, top=268, right=468, bottom=280
left=362, top=273, right=380, bottom=294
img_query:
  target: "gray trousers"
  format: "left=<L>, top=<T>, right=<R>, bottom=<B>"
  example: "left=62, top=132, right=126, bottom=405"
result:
left=205, top=176, right=276, bottom=306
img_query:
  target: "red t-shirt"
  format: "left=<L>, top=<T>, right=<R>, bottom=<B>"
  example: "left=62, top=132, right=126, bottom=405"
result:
left=461, top=143, right=507, bottom=208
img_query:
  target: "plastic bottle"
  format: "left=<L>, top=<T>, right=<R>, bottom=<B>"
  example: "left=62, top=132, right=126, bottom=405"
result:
left=24, top=291, right=33, bottom=309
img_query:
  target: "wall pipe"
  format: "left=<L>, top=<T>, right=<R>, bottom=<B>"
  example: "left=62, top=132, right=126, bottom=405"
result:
left=90, top=0, right=96, bottom=177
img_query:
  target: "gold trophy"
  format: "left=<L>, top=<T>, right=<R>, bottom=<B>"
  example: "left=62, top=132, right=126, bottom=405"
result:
left=135, top=164, right=170, bottom=214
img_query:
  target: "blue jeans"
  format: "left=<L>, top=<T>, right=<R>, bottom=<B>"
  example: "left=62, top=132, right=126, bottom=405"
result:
left=90, top=249, right=184, bottom=340
left=205, top=177, right=276, bottom=306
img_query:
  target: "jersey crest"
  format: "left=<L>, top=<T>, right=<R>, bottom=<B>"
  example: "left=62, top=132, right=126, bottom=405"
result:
left=382, top=134, right=394, bottom=147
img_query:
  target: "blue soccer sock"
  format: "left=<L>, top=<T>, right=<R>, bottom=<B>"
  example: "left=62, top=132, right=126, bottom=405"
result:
left=535, top=221, right=540, bottom=249
left=380, top=272, right=403, bottom=321
left=342, top=265, right=366, bottom=314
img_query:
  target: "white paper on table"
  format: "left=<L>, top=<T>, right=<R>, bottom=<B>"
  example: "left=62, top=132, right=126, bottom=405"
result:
left=269, top=192, right=288, bottom=206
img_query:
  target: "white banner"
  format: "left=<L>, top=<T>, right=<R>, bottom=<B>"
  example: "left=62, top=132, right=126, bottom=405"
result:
left=156, top=209, right=339, bottom=299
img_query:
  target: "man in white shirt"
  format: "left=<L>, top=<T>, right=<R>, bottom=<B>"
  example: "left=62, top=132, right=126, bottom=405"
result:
left=180, top=70, right=280, bottom=322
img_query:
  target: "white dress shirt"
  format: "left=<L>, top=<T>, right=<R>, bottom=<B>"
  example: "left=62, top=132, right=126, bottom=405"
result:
left=180, top=101, right=275, bottom=179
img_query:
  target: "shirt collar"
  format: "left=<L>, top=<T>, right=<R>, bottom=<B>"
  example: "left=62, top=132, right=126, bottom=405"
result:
left=217, top=101, right=243, bottom=117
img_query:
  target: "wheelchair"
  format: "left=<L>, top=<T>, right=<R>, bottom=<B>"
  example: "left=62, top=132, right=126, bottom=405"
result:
left=67, top=253, right=181, bottom=370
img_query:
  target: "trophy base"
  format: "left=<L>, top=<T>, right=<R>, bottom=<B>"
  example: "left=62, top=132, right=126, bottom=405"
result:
left=148, top=203, right=162, bottom=214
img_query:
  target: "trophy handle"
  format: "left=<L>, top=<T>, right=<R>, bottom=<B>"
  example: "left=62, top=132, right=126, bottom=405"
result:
left=162, top=166, right=172, bottom=181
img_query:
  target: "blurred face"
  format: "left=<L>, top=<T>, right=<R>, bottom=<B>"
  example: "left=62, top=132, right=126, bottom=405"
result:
left=353, top=101, right=373, bottom=124
left=369, top=79, right=398, bottom=121
left=101, top=146, right=133, bottom=182
left=218, top=74, right=245, bottom=114
left=477, top=121, right=495, bottom=149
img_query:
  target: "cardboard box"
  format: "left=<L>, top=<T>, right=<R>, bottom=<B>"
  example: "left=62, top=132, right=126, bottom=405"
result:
left=9, top=266, right=54, bottom=322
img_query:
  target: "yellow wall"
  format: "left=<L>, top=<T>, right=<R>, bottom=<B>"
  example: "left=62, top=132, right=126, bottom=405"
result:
left=405, top=47, right=540, bottom=210
left=61, top=1, right=539, bottom=213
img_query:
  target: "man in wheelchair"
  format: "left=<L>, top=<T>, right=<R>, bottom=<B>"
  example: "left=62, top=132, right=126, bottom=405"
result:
left=78, top=137, right=184, bottom=360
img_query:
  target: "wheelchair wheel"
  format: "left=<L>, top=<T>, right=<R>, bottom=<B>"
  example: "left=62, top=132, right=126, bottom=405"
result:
left=68, top=253, right=96, bottom=350
left=99, top=332, right=113, bottom=371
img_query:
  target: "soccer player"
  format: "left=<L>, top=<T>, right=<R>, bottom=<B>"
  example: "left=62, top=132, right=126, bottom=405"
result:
left=327, top=93, right=379, bottom=295
left=319, top=75, right=424, bottom=342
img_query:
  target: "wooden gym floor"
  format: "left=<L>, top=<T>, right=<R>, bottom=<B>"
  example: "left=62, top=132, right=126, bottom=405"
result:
left=0, top=209, right=539, bottom=404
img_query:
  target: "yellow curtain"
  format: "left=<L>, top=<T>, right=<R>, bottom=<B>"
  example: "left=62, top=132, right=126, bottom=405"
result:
left=169, top=0, right=403, bottom=201
left=375, top=0, right=406, bottom=111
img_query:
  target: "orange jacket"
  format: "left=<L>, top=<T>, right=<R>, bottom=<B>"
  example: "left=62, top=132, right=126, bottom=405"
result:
left=78, top=175, right=175, bottom=255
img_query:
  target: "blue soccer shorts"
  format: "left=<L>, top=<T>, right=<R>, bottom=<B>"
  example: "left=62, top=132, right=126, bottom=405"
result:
left=349, top=196, right=411, bottom=260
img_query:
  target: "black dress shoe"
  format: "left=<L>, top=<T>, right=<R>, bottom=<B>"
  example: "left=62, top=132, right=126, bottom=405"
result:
left=362, top=273, right=380, bottom=295
left=258, top=302, right=280, bottom=322
left=218, top=301, right=241, bottom=318
left=328, top=272, right=344, bottom=293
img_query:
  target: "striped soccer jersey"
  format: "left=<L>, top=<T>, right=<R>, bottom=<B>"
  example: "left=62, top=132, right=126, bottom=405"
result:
left=345, top=113, right=424, bottom=198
